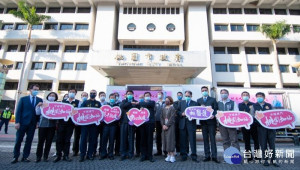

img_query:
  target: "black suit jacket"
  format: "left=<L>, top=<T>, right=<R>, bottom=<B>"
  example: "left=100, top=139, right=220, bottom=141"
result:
left=197, top=96, right=218, bottom=125
left=177, top=100, right=198, bottom=130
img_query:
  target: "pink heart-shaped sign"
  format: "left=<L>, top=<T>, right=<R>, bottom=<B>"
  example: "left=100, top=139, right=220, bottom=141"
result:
left=127, top=108, right=150, bottom=127
left=101, top=105, right=121, bottom=124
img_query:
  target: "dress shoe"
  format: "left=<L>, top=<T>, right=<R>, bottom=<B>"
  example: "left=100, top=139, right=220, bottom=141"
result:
left=181, top=157, right=187, bottom=162
left=86, top=156, right=94, bottom=160
left=35, top=158, right=41, bottom=163
left=263, top=161, right=270, bottom=166
left=43, top=158, right=49, bottom=162
left=119, top=156, right=126, bottom=161
left=154, top=152, right=162, bottom=156
left=135, top=153, right=140, bottom=157
left=192, top=158, right=200, bottom=163
left=149, top=158, right=155, bottom=162
left=272, top=162, right=280, bottom=167
left=79, top=157, right=84, bottom=162
left=5, top=132, right=8, bottom=134
left=139, top=157, right=146, bottom=162
left=21, top=158, right=30, bottom=162
left=115, top=152, right=120, bottom=156
left=72, top=152, right=78, bottom=157
left=203, top=157, right=211, bottom=162
left=11, top=158, right=18, bottom=164
left=212, top=158, right=220, bottom=163
left=63, top=156, right=72, bottom=162
left=109, top=156, right=114, bottom=160
left=129, top=156, right=134, bottom=161
left=53, top=157, right=61, bottom=163
left=99, top=156, right=106, bottom=160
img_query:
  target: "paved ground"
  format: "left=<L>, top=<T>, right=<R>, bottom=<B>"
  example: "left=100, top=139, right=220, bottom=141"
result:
left=0, top=123, right=299, bottom=170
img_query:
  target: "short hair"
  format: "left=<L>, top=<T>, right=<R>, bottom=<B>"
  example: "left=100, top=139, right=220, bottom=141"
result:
left=114, top=92, right=120, bottom=96
left=81, top=92, right=88, bottom=97
left=90, top=89, right=97, bottom=93
left=220, top=89, right=229, bottom=94
left=126, top=90, right=134, bottom=94
left=201, top=86, right=209, bottom=91
left=69, top=89, right=77, bottom=94
left=99, top=91, right=106, bottom=96
left=46, top=92, right=58, bottom=101
left=29, top=84, right=40, bottom=89
left=63, top=94, right=68, bottom=98
left=185, top=90, right=192, bottom=96
left=144, top=92, right=152, bottom=96
left=177, top=92, right=183, bottom=95
left=158, top=91, right=163, bottom=95
left=165, top=96, right=174, bottom=105
left=241, top=91, right=250, bottom=96
left=109, top=93, right=116, bottom=98
left=256, top=92, right=265, bottom=97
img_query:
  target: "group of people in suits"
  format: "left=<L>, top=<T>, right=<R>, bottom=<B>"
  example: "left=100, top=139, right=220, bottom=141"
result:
left=10, top=84, right=279, bottom=167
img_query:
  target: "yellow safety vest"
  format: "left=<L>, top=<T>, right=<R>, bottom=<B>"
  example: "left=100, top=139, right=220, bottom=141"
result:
left=2, top=110, right=11, bottom=119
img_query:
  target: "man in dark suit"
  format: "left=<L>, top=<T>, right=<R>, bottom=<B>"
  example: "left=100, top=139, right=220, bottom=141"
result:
left=197, top=86, right=220, bottom=163
left=177, top=90, right=199, bottom=162
left=11, top=84, right=43, bottom=164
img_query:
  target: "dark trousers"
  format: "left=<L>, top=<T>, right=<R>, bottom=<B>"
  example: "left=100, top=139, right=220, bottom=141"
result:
left=80, top=125, right=97, bottom=158
left=135, top=127, right=140, bottom=155
left=13, top=123, right=36, bottom=159
left=72, top=125, right=81, bottom=154
left=202, top=123, right=217, bottom=159
left=242, top=123, right=260, bottom=160
left=114, top=123, right=120, bottom=154
left=258, top=126, right=276, bottom=161
left=120, top=123, right=135, bottom=157
left=155, top=121, right=162, bottom=154
left=0, top=119, right=9, bottom=133
left=36, top=127, right=56, bottom=159
left=175, top=120, right=180, bottom=153
left=101, top=124, right=117, bottom=157
left=95, top=124, right=103, bottom=154
left=180, top=124, right=197, bottom=159
left=139, top=123, right=155, bottom=159
left=56, top=125, right=74, bottom=157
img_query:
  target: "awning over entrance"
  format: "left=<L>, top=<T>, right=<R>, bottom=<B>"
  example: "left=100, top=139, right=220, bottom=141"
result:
left=89, top=50, right=207, bottom=85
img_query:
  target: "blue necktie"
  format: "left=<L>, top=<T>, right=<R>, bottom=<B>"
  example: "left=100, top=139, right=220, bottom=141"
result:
left=204, top=98, right=207, bottom=102
left=32, top=96, right=35, bottom=107
left=186, top=101, right=189, bottom=107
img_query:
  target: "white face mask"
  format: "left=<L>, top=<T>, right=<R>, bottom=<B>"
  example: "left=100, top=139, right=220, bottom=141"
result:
left=48, top=96, right=55, bottom=102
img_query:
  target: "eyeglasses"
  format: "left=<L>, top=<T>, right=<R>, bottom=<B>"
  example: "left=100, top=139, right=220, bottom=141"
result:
left=90, top=93, right=96, bottom=94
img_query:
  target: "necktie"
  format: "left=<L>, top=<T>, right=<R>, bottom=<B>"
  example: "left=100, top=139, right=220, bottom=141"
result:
left=204, top=98, right=207, bottom=102
left=32, top=96, right=35, bottom=107
left=186, top=101, right=189, bottom=107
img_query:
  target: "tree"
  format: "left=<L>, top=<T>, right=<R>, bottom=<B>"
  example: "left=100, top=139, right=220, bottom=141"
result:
left=259, top=21, right=290, bottom=88
left=9, top=1, right=50, bottom=111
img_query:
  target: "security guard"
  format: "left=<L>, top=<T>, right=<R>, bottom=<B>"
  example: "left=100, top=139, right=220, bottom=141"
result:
left=0, top=107, right=12, bottom=134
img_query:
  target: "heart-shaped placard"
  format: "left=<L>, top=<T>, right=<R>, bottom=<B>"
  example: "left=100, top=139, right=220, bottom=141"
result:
left=127, top=108, right=150, bottom=127
left=101, top=105, right=121, bottom=124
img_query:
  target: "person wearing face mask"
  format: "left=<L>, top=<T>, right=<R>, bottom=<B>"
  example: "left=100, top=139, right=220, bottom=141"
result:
left=177, top=91, right=199, bottom=162
left=172, top=92, right=184, bottom=155
left=79, top=90, right=101, bottom=162
left=114, top=92, right=121, bottom=156
left=139, top=92, right=156, bottom=162
left=35, top=92, right=58, bottom=162
left=238, top=91, right=259, bottom=163
left=72, top=92, right=88, bottom=157
left=11, top=84, right=43, bottom=164
left=197, top=86, right=220, bottom=163
left=119, top=90, right=140, bottom=161
left=0, top=106, right=12, bottom=134
left=217, top=89, right=240, bottom=153
left=54, top=89, right=79, bottom=163
left=63, top=94, right=69, bottom=101
left=154, top=91, right=165, bottom=156
left=251, top=92, right=279, bottom=167
left=100, top=93, right=120, bottom=160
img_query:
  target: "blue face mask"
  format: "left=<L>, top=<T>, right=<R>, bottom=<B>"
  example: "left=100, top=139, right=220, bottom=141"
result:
left=32, top=90, right=38, bottom=96
left=202, top=91, right=208, bottom=97
left=110, top=99, right=115, bottom=104
left=243, top=96, right=249, bottom=102
left=145, top=96, right=151, bottom=101
left=158, top=95, right=162, bottom=99
left=185, top=97, right=191, bottom=101
left=82, top=97, right=87, bottom=101
left=90, top=94, right=96, bottom=99
left=69, top=93, right=75, bottom=99
left=127, top=95, right=133, bottom=100
left=257, top=97, right=264, bottom=103
left=177, top=96, right=182, bottom=100
left=139, top=98, right=144, bottom=102
left=100, top=96, right=106, bottom=101
left=221, top=94, right=228, bottom=99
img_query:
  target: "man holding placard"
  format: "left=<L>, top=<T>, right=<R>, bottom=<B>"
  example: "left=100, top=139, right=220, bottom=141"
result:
left=197, top=86, right=220, bottom=163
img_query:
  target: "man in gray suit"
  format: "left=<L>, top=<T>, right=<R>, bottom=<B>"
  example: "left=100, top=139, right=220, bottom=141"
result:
left=197, top=86, right=220, bottom=163
left=177, top=91, right=199, bottom=162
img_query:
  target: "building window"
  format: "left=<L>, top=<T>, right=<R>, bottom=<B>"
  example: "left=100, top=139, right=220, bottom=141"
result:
left=289, top=9, right=300, bottom=15
left=228, top=8, right=242, bottom=14
left=227, top=47, right=239, bottom=54
left=60, top=24, right=73, bottom=30
left=63, top=7, right=76, bottom=13
left=123, top=7, right=128, bottom=14
left=48, top=45, right=59, bottom=52
left=152, top=8, right=156, bottom=14
left=75, top=63, right=87, bottom=70
left=288, top=48, right=299, bottom=55
left=259, top=8, right=272, bottom=14
left=244, top=8, right=257, bottom=14
left=214, top=47, right=225, bottom=54
left=4, top=82, right=18, bottom=90
left=35, top=7, right=46, bottom=13
left=44, top=23, right=58, bottom=30
left=2, top=24, right=14, bottom=30
left=7, top=45, right=18, bottom=52
left=15, top=62, right=23, bottom=70
left=32, top=24, right=43, bottom=30
left=147, top=23, right=156, bottom=32
left=138, top=8, right=142, bottom=14
left=27, top=82, right=52, bottom=91
left=292, top=67, right=297, bottom=73
left=230, top=24, right=244, bottom=31
left=64, top=46, right=76, bottom=52
left=58, top=83, right=84, bottom=91
left=261, top=65, right=273, bottom=72
left=20, top=45, right=26, bottom=52
left=258, top=47, right=270, bottom=54
left=127, top=23, right=136, bottom=31
left=16, top=24, right=27, bottom=30
left=246, top=24, right=259, bottom=32
left=277, top=48, right=286, bottom=55
left=245, top=47, right=256, bottom=54
left=248, top=65, right=259, bottom=72
left=215, top=64, right=228, bottom=72
left=176, top=8, right=180, bottom=14
left=62, top=63, right=74, bottom=70
left=78, top=46, right=89, bottom=53
left=229, top=64, right=241, bottom=72
left=166, top=8, right=170, bottom=14
left=35, top=45, right=47, bottom=52
left=166, top=23, right=175, bottom=32
left=77, top=7, right=91, bottom=13
left=75, top=24, right=89, bottom=30
left=274, top=9, right=287, bottom=15
left=279, top=65, right=289, bottom=73
left=161, top=8, right=165, bottom=14
left=45, top=62, right=56, bottom=70
left=48, top=7, right=61, bottom=13
left=214, top=24, right=228, bottom=31
left=293, top=25, right=300, bottom=33
left=31, top=62, right=43, bottom=70
left=0, top=8, right=4, bottom=13
left=213, top=8, right=227, bottom=14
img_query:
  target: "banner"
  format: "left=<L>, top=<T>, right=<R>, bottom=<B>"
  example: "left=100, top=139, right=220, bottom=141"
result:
left=71, top=108, right=104, bottom=125
left=127, top=108, right=150, bottom=127
left=255, top=109, right=296, bottom=129
left=41, top=102, right=73, bottom=121
left=101, top=105, right=121, bottom=124
left=216, top=111, right=253, bottom=129
left=227, top=94, right=283, bottom=108
left=112, top=90, right=172, bottom=102
left=184, top=106, right=214, bottom=121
